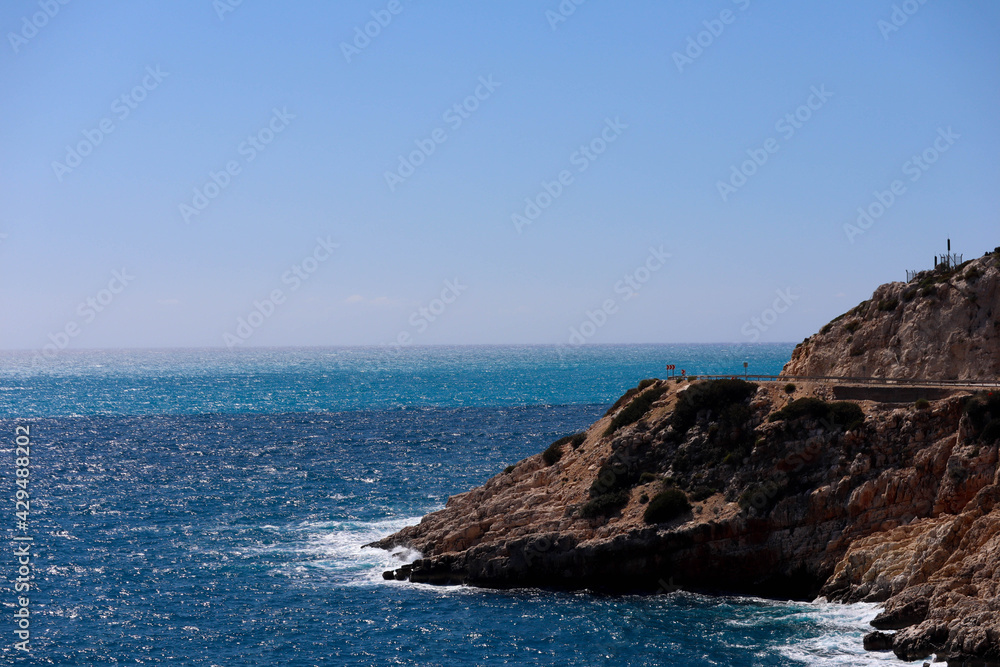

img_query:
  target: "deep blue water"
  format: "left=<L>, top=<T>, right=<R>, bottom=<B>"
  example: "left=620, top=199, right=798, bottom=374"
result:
left=0, top=345, right=899, bottom=665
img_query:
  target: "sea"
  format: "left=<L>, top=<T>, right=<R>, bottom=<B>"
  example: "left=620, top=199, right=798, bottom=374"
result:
left=0, top=344, right=904, bottom=666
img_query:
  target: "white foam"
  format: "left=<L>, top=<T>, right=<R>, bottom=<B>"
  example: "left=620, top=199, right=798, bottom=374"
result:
left=261, top=516, right=427, bottom=585
left=773, top=600, right=923, bottom=665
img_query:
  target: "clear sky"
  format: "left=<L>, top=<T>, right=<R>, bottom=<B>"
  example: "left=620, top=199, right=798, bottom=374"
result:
left=1, top=0, right=998, bottom=352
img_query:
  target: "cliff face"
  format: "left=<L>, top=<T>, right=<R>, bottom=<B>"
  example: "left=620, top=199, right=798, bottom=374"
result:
left=373, top=377, right=1000, bottom=662
left=371, top=247, right=1000, bottom=664
left=785, top=251, right=1000, bottom=380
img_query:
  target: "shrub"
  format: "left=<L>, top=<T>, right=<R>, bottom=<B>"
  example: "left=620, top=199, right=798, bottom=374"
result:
left=820, top=323, right=833, bottom=334
left=542, top=439, right=565, bottom=466
left=689, top=485, right=716, bottom=502
left=830, top=401, right=865, bottom=430
left=542, top=432, right=587, bottom=464
left=783, top=383, right=796, bottom=394
left=844, top=319, right=861, bottom=333
left=639, top=493, right=649, bottom=504
left=914, top=398, right=931, bottom=411
left=504, top=465, right=515, bottom=474
left=604, top=379, right=658, bottom=416
left=671, top=379, right=758, bottom=436
left=738, top=482, right=782, bottom=513
left=769, top=397, right=864, bottom=431
left=643, top=488, right=691, bottom=524
left=580, top=491, right=629, bottom=518
left=963, top=392, right=1000, bottom=444
left=901, top=288, right=917, bottom=302
left=769, top=397, right=828, bottom=421
left=605, top=382, right=669, bottom=435
left=589, top=454, right=634, bottom=497
left=639, top=472, right=658, bottom=485
left=877, top=297, right=899, bottom=312
left=964, top=266, right=982, bottom=282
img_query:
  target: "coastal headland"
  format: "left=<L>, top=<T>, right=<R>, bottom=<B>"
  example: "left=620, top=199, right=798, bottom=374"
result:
left=370, top=248, right=1000, bottom=664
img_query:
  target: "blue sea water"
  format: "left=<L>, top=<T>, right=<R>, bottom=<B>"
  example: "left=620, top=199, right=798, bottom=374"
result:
left=0, top=345, right=900, bottom=665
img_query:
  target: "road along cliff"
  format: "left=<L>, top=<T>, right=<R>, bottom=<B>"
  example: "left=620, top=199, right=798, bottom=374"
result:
left=370, top=248, right=1000, bottom=664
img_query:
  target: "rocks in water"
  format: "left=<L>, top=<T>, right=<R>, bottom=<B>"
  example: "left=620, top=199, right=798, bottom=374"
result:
left=863, top=631, right=895, bottom=651
left=366, top=248, right=1000, bottom=662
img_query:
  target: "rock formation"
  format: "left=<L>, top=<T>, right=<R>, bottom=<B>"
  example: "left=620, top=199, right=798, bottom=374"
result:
left=370, top=248, right=1000, bottom=664
left=785, top=249, right=1000, bottom=380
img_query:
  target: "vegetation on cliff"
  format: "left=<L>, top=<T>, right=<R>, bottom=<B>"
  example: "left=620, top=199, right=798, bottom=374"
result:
left=787, top=249, right=1000, bottom=380
left=374, top=245, right=1000, bottom=664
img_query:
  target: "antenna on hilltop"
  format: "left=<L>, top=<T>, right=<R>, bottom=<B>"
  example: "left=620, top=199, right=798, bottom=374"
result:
left=938, top=238, right=962, bottom=271
left=907, top=239, right=962, bottom=282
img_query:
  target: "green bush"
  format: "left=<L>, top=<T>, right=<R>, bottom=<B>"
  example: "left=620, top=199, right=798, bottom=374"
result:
left=820, top=323, right=833, bottom=335
left=589, top=453, right=635, bottom=497
left=605, top=382, right=669, bottom=435
left=738, top=482, right=782, bottom=513
left=769, top=397, right=864, bottom=431
left=914, top=398, right=930, bottom=411
left=783, top=383, right=796, bottom=394
left=580, top=491, right=629, bottom=518
left=689, top=485, right=716, bottom=502
left=542, top=439, right=565, bottom=466
left=639, top=472, right=658, bottom=485
left=844, top=319, right=861, bottom=333
left=639, top=493, right=649, bottom=504
left=643, top=488, right=691, bottom=524
left=542, top=432, right=587, bottom=464
left=604, top=379, right=658, bottom=416
left=504, top=464, right=515, bottom=474
left=830, top=401, right=865, bottom=430
left=672, top=379, right=758, bottom=436
left=963, top=392, right=1000, bottom=444
left=877, top=297, right=899, bottom=312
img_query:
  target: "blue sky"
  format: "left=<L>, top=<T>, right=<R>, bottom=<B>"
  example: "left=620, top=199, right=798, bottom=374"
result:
left=1, top=0, right=998, bottom=352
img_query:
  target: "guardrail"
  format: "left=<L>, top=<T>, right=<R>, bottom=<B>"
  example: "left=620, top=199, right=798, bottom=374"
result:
left=678, top=374, right=1000, bottom=389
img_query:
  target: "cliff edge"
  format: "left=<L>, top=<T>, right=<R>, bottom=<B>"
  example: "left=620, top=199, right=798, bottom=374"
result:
left=370, top=247, right=1000, bottom=664
left=786, top=250, right=1000, bottom=380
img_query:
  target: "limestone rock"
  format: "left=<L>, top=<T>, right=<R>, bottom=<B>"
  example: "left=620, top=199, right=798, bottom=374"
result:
left=784, top=251, right=1000, bottom=380
left=368, top=248, right=1000, bottom=662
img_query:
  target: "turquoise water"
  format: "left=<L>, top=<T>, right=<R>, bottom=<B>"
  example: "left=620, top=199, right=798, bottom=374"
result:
left=0, top=345, right=900, bottom=665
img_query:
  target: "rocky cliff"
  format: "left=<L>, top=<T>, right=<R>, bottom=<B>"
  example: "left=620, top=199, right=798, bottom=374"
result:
left=785, top=249, right=1000, bottom=380
left=370, top=248, right=1000, bottom=664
